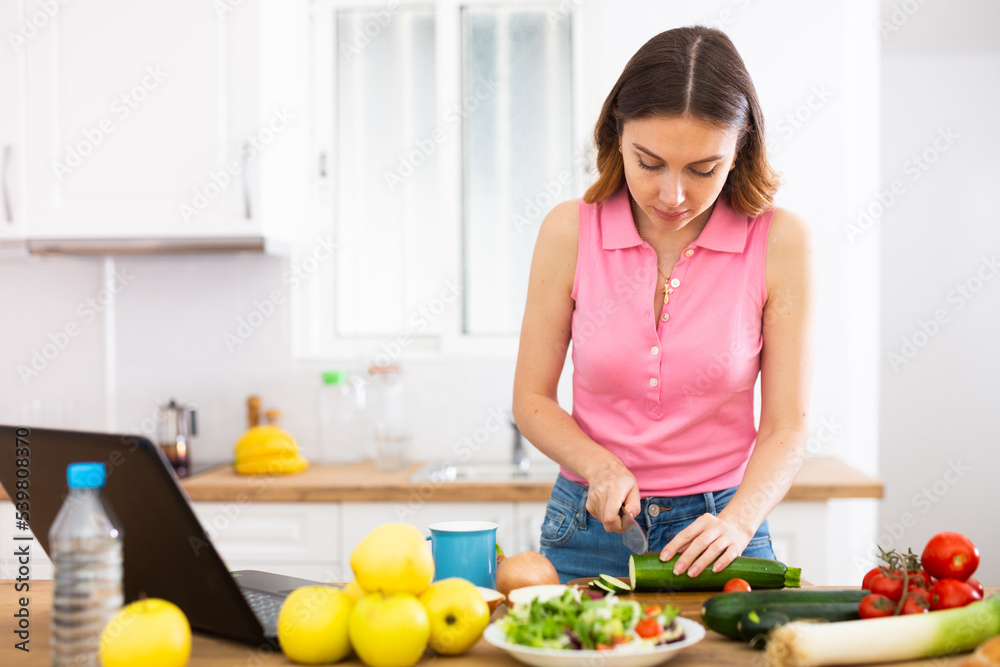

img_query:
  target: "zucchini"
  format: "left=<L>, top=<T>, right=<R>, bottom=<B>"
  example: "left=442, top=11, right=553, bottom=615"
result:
left=701, top=589, right=870, bottom=640
left=738, top=602, right=861, bottom=646
left=597, top=574, right=632, bottom=594
left=591, top=579, right=615, bottom=594
left=629, top=554, right=801, bottom=593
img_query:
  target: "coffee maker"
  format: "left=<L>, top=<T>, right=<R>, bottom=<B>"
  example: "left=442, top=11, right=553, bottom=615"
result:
left=156, top=399, right=196, bottom=477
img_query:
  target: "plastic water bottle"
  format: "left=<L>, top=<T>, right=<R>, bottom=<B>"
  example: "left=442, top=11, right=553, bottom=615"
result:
left=49, top=462, right=123, bottom=667
left=318, top=370, right=365, bottom=463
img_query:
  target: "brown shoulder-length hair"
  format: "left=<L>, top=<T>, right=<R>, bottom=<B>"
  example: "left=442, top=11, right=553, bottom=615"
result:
left=583, top=26, right=779, bottom=217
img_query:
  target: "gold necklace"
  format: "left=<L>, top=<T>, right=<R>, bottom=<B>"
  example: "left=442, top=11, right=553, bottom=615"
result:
left=629, top=194, right=673, bottom=306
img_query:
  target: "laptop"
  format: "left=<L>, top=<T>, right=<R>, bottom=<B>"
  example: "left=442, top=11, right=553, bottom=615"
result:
left=0, top=425, right=336, bottom=649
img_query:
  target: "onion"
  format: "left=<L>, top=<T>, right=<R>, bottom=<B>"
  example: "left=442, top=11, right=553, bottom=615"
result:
left=495, top=550, right=560, bottom=596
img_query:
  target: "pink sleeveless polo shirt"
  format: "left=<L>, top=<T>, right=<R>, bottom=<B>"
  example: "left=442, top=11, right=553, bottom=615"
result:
left=565, top=185, right=774, bottom=497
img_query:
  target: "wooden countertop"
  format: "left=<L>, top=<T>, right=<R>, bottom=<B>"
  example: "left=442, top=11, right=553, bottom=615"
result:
left=0, top=457, right=883, bottom=503
left=1, top=581, right=986, bottom=666
left=179, top=456, right=883, bottom=503
left=183, top=460, right=553, bottom=503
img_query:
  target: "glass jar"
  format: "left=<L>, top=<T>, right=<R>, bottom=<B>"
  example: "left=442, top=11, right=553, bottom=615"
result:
left=366, top=365, right=409, bottom=472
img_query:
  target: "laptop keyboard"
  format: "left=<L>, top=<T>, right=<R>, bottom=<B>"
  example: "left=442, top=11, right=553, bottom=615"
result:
left=240, top=588, right=284, bottom=635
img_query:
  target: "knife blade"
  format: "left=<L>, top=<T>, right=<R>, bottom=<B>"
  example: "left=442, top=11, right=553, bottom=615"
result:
left=619, top=506, right=648, bottom=554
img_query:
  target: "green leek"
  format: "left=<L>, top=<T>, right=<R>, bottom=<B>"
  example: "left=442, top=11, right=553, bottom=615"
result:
left=765, top=595, right=1000, bottom=666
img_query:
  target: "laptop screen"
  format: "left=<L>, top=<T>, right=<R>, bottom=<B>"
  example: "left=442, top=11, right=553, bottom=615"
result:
left=0, top=425, right=268, bottom=646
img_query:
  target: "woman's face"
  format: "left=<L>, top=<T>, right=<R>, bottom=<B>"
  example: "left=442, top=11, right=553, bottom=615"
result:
left=620, top=114, right=739, bottom=233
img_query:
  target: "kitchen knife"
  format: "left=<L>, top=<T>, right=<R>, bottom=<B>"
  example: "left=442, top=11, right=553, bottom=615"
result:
left=619, top=506, right=648, bottom=554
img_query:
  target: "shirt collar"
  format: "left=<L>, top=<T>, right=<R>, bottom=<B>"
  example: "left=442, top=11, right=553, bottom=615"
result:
left=600, top=186, right=750, bottom=253
left=693, top=196, right=750, bottom=253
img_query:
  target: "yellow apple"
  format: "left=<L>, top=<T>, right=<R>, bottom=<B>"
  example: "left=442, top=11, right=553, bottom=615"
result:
left=342, top=579, right=365, bottom=603
left=99, top=598, right=191, bottom=667
left=350, top=523, right=434, bottom=596
left=277, top=586, right=353, bottom=665
left=419, top=578, right=490, bottom=655
left=348, top=592, right=429, bottom=667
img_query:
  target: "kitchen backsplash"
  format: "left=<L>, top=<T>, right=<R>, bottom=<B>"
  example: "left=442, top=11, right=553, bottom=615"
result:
left=1, top=251, right=546, bottom=467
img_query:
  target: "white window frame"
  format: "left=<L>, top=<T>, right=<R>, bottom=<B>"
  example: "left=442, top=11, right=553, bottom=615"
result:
left=293, top=0, right=594, bottom=363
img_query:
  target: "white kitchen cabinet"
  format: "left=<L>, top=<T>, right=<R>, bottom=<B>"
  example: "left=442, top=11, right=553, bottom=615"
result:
left=23, top=0, right=258, bottom=241
left=516, top=500, right=835, bottom=584
left=340, top=502, right=518, bottom=571
left=192, top=502, right=342, bottom=582
left=0, top=1, right=25, bottom=243
left=18, top=0, right=308, bottom=250
left=0, top=496, right=848, bottom=584
left=514, top=502, right=548, bottom=555
left=768, top=502, right=831, bottom=585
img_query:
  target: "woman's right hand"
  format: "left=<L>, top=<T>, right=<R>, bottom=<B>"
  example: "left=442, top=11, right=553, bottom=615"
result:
left=513, top=200, right=641, bottom=533
left=584, top=460, right=641, bottom=533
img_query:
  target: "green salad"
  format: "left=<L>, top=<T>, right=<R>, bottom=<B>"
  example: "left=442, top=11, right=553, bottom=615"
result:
left=498, top=589, right=684, bottom=651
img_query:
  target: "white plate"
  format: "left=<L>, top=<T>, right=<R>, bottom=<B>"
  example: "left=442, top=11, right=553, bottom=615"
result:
left=482, top=617, right=706, bottom=667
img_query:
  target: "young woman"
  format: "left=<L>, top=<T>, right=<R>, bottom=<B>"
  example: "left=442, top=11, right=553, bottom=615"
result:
left=513, top=26, right=814, bottom=583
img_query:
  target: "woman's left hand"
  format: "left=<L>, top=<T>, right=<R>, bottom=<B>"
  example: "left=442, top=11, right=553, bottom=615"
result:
left=659, top=513, right=753, bottom=577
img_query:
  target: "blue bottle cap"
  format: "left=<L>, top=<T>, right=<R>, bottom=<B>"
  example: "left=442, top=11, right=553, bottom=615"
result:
left=67, top=462, right=106, bottom=489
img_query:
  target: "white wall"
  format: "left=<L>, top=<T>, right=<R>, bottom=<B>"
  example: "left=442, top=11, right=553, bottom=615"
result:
left=1, top=1, right=888, bottom=584
left=878, top=0, right=1000, bottom=585
left=571, top=0, right=883, bottom=585
left=1, top=250, right=522, bottom=466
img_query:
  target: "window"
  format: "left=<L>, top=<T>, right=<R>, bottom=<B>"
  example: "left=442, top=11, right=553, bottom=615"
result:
left=461, top=6, right=574, bottom=335
left=302, top=0, right=582, bottom=359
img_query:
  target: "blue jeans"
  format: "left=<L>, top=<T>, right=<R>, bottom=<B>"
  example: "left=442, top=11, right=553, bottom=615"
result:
left=539, top=474, right=776, bottom=583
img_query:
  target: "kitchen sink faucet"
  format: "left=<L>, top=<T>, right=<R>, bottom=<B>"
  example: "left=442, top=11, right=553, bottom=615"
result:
left=510, top=412, right=531, bottom=472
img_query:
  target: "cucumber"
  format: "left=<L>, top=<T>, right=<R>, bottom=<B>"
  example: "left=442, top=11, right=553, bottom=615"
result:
left=591, top=579, right=615, bottom=594
left=701, top=589, right=870, bottom=640
left=629, top=554, right=801, bottom=593
left=597, top=574, right=632, bottom=594
left=737, top=602, right=861, bottom=646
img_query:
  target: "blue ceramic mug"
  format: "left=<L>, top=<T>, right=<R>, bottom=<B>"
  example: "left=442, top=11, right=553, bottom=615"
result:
left=426, top=521, right=498, bottom=589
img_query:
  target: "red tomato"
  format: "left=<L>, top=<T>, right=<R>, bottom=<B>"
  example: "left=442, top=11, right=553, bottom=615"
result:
left=921, top=532, right=980, bottom=581
left=858, top=594, right=896, bottom=619
left=634, top=617, right=662, bottom=639
left=903, top=587, right=931, bottom=608
left=870, top=574, right=904, bottom=602
left=967, top=577, right=985, bottom=600
left=723, top=578, right=752, bottom=593
left=906, top=570, right=933, bottom=591
left=930, top=578, right=979, bottom=610
left=862, top=566, right=881, bottom=590
left=899, top=595, right=929, bottom=615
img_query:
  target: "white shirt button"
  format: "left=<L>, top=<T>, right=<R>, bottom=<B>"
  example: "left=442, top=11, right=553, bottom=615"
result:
left=649, top=378, right=658, bottom=387
left=684, top=249, right=694, bottom=257
left=662, top=312, right=669, bottom=322
left=670, top=278, right=680, bottom=288
left=651, top=346, right=659, bottom=355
